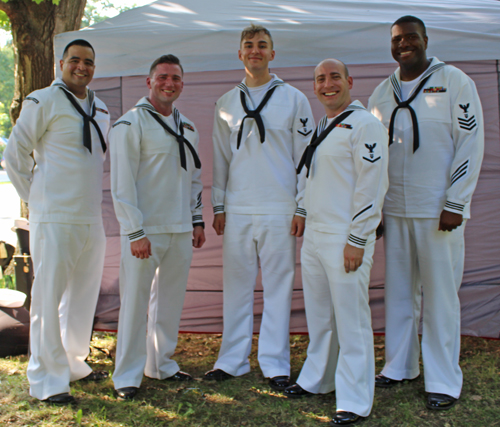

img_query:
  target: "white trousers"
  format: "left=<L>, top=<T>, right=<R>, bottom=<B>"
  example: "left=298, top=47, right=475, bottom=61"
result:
left=382, top=215, right=465, bottom=399
left=113, top=232, right=192, bottom=389
left=296, top=230, right=375, bottom=417
left=28, top=222, right=106, bottom=400
left=214, top=213, right=295, bottom=378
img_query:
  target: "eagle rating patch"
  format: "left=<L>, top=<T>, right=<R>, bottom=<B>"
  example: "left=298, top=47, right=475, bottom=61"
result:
left=297, top=117, right=312, bottom=136
left=96, top=107, right=109, bottom=114
left=458, top=103, right=477, bottom=131
left=183, top=122, right=195, bottom=132
left=362, top=143, right=381, bottom=163
left=423, top=86, right=447, bottom=93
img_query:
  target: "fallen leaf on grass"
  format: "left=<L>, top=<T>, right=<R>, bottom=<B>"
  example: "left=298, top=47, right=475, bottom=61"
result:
left=470, top=395, right=482, bottom=401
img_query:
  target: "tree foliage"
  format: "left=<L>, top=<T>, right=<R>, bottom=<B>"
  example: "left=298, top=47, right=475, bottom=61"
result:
left=81, top=0, right=134, bottom=28
left=0, top=43, right=14, bottom=137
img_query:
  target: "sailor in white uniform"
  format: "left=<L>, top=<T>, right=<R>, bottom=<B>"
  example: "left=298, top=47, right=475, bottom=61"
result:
left=205, top=25, right=314, bottom=390
left=368, top=16, right=484, bottom=410
left=283, top=59, right=388, bottom=426
left=110, top=55, right=205, bottom=401
left=4, top=40, right=110, bottom=403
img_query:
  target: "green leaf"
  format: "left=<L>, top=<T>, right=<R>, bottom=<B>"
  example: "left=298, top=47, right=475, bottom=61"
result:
left=0, top=11, right=10, bottom=32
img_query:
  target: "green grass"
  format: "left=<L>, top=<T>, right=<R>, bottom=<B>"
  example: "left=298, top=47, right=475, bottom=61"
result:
left=0, top=333, right=499, bottom=426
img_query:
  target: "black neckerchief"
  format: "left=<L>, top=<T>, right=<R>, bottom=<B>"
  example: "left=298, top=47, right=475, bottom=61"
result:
left=59, top=87, right=106, bottom=154
left=297, top=110, right=354, bottom=178
left=147, top=110, right=201, bottom=171
left=388, top=62, right=447, bottom=152
left=236, top=80, right=283, bottom=149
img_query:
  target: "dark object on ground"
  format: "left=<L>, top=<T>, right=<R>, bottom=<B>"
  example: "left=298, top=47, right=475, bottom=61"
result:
left=43, top=393, right=75, bottom=405
left=116, top=387, right=138, bottom=400
left=80, top=370, right=109, bottom=382
left=14, top=255, right=33, bottom=310
left=269, top=375, right=290, bottom=391
left=284, top=383, right=313, bottom=398
left=375, top=374, right=419, bottom=388
left=204, top=368, right=233, bottom=381
left=166, top=370, right=193, bottom=381
left=426, top=393, right=458, bottom=410
left=330, top=411, right=364, bottom=425
left=0, top=291, right=29, bottom=357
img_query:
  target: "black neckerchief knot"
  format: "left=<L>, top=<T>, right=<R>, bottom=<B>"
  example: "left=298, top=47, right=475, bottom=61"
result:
left=147, top=110, right=201, bottom=171
left=60, top=88, right=107, bottom=154
left=388, top=74, right=432, bottom=153
left=297, top=110, right=354, bottom=178
left=237, top=85, right=278, bottom=149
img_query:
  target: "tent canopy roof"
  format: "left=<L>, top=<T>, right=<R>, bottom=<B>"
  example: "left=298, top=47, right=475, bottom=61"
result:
left=55, top=0, right=500, bottom=78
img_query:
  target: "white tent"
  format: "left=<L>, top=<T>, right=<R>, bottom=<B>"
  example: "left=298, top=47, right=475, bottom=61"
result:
left=55, top=0, right=500, bottom=337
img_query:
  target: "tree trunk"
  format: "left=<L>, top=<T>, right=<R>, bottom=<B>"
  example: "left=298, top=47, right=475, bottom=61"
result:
left=0, top=0, right=86, bottom=219
left=0, top=0, right=86, bottom=125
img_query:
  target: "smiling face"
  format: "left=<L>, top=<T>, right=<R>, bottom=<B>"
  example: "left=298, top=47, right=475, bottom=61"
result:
left=147, top=62, right=184, bottom=114
left=314, top=59, right=353, bottom=118
left=238, top=31, right=275, bottom=75
left=391, top=22, right=428, bottom=72
left=59, top=45, right=95, bottom=98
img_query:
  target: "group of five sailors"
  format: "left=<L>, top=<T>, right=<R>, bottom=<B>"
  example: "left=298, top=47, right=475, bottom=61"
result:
left=4, top=14, right=483, bottom=426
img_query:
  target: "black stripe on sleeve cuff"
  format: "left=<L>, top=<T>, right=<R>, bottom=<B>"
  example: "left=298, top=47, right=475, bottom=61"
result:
left=213, top=205, right=225, bottom=214
left=444, top=201, right=464, bottom=212
left=295, top=207, right=307, bottom=217
left=128, top=229, right=145, bottom=241
left=348, top=234, right=367, bottom=247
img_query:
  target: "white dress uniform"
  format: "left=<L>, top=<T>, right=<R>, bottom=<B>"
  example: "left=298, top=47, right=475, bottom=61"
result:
left=368, top=57, right=484, bottom=398
left=4, top=78, right=110, bottom=400
left=211, top=75, right=314, bottom=378
left=295, top=101, right=388, bottom=417
left=110, top=97, right=203, bottom=389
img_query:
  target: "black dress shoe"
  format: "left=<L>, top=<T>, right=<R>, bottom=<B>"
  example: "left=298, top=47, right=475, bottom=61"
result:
left=330, top=411, right=363, bottom=425
left=375, top=374, right=418, bottom=388
left=116, top=387, right=138, bottom=401
left=44, top=392, right=75, bottom=405
left=375, top=374, right=401, bottom=388
left=269, top=376, right=290, bottom=391
left=426, top=393, right=457, bottom=410
left=204, top=369, right=233, bottom=381
left=166, top=371, right=193, bottom=381
left=283, top=383, right=312, bottom=398
left=80, top=370, right=109, bottom=382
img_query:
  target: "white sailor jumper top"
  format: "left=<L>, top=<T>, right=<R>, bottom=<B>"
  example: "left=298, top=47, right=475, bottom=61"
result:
left=110, top=97, right=203, bottom=241
left=211, top=75, right=315, bottom=217
left=368, top=57, right=484, bottom=219
left=303, top=101, right=389, bottom=248
left=5, top=78, right=110, bottom=224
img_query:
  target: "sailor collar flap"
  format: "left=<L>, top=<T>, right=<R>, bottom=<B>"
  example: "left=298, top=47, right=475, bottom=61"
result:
left=390, top=58, right=447, bottom=103
left=316, top=103, right=365, bottom=135
left=135, top=100, right=183, bottom=135
left=52, top=79, right=106, bottom=154
left=388, top=59, right=447, bottom=153
left=135, top=100, right=201, bottom=171
left=298, top=103, right=363, bottom=178
left=52, top=79, right=96, bottom=111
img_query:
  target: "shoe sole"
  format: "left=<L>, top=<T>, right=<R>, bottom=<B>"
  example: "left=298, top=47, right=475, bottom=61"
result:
left=329, top=415, right=365, bottom=426
left=375, top=376, right=419, bottom=389
left=425, top=400, right=457, bottom=411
